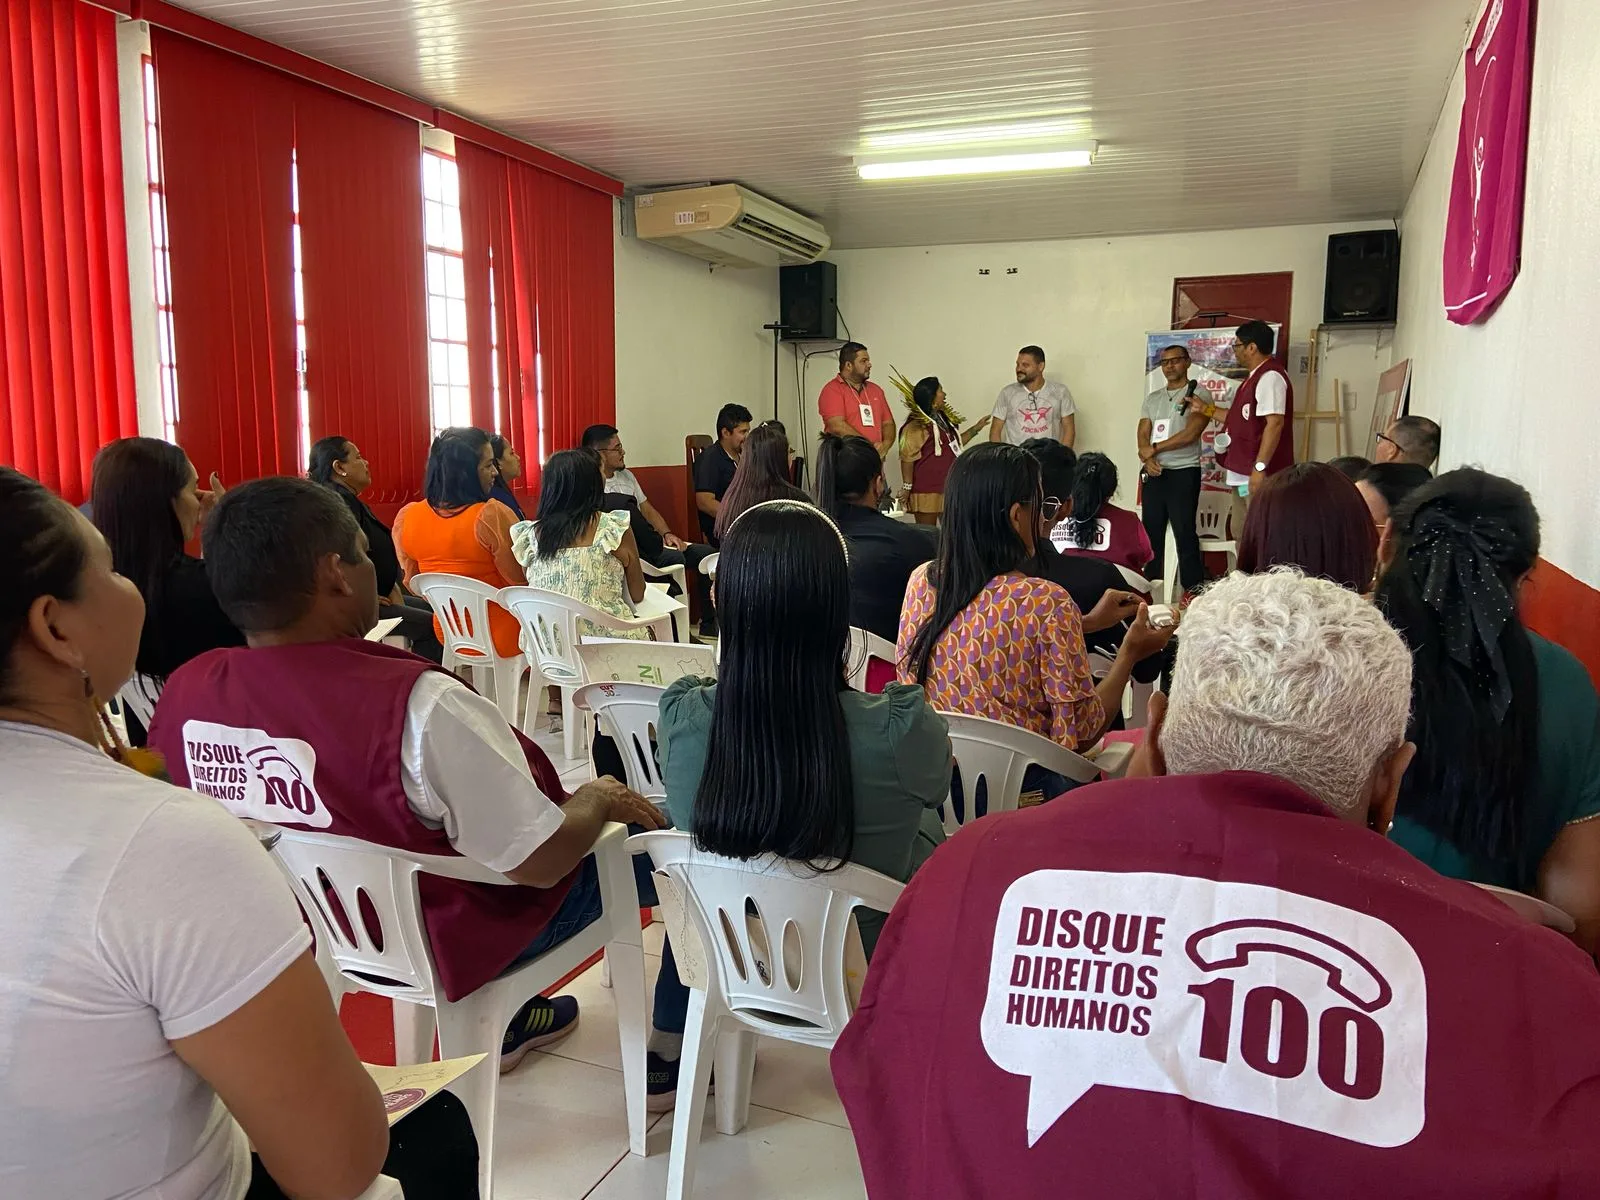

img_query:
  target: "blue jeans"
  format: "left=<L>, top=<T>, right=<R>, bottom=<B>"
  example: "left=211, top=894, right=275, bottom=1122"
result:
left=947, top=762, right=1077, bottom=824
left=512, top=833, right=689, bottom=1035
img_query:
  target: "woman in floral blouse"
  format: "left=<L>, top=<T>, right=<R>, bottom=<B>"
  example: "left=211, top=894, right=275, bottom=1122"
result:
left=898, top=444, right=1172, bottom=799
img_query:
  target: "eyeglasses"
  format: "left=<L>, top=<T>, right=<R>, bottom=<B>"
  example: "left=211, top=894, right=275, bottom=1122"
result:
left=1158, top=358, right=1189, bottom=367
left=1041, top=496, right=1063, bottom=520
left=1375, top=432, right=1400, bottom=449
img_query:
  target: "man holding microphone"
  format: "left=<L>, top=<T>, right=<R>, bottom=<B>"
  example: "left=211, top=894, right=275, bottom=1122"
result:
left=1137, top=345, right=1210, bottom=592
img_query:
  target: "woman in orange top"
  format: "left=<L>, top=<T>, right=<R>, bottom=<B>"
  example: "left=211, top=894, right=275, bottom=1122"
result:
left=393, top=429, right=526, bottom=657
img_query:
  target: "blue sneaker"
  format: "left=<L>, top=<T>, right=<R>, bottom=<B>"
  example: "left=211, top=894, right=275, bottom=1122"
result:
left=500, top=995, right=580, bottom=1074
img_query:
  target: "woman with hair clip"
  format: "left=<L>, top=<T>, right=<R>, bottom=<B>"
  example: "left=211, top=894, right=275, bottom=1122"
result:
left=1376, top=468, right=1600, bottom=953
left=817, top=433, right=937, bottom=646
left=713, top=423, right=807, bottom=541
left=900, top=444, right=1173, bottom=800
left=393, top=428, right=526, bottom=658
left=1061, top=451, right=1154, bottom=574
left=90, top=438, right=243, bottom=715
left=488, top=434, right=527, bottom=519
left=659, top=499, right=952, bottom=956
left=897, top=376, right=962, bottom=525
left=0, top=467, right=479, bottom=1198
left=308, top=435, right=442, bottom=661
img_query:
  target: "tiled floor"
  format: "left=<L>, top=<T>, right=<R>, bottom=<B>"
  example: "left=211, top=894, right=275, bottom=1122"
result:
left=496, top=728, right=867, bottom=1200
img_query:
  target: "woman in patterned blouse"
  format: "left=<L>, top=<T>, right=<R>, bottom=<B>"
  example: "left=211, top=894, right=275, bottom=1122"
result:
left=898, top=444, right=1172, bottom=794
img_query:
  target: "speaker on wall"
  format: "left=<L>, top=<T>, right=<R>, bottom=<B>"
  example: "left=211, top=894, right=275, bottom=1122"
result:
left=1324, top=230, right=1401, bottom=325
left=780, top=262, right=837, bottom=341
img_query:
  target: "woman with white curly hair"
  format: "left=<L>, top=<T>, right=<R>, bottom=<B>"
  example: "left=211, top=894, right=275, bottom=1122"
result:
left=834, top=569, right=1600, bottom=1200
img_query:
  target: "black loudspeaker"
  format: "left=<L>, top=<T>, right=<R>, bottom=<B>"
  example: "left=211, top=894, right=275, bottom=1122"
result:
left=779, top=261, right=837, bottom=341
left=1324, top=230, right=1401, bottom=325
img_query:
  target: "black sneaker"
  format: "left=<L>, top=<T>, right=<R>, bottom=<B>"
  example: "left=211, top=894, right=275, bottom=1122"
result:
left=697, top=614, right=719, bottom=640
left=500, top=995, right=579, bottom=1074
left=647, top=1050, right=715, bottom=1112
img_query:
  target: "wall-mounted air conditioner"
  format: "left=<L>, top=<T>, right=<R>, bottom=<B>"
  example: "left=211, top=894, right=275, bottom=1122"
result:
left=631, top=184, right=830, bottom=269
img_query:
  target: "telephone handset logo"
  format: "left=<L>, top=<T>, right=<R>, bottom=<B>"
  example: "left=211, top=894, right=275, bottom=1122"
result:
left=1185, top=919, right=1393, bottom=1013
left=1184, top=918, right=1388, bottom=1099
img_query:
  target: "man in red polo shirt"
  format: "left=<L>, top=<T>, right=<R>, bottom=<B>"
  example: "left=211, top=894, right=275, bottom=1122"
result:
left=834, top=570, right=1600, bottom=1199
left=819, top=342, right=895, bottom=458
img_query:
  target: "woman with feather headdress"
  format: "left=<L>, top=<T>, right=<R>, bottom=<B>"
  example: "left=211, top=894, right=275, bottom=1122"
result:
left=895, top=374, right=964, bottom=526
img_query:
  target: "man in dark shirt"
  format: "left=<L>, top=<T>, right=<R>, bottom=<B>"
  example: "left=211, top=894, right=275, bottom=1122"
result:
left=690, top=404, right=751, bottom=636
left=693, top=404, right=751, bottom=545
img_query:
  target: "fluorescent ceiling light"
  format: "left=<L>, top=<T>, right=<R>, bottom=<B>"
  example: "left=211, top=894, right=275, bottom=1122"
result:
left=861, top=120, right=1083, bottom=152
left=857, top=146, right=1096, bottom=181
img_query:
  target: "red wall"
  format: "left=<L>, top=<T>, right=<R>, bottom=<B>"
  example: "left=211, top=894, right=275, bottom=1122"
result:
left=1524, top=558, right=1600, bottom=688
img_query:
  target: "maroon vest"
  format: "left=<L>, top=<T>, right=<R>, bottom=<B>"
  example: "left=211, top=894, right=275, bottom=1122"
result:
left=910, top=419, right=957, bottom=497
left=1219, top=361, right=1295, bottom=478
left=833, top=772, right=1600, bottom=1198
left=148, top=638, right=575, bottom=1001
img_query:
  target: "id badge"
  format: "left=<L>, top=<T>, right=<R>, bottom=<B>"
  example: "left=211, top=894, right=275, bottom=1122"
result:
left=859, top=401, right=876, bottom=429
left=1152, top=418, right=1172, bottom=442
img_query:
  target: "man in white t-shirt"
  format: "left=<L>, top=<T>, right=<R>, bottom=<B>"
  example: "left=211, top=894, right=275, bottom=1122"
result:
left=583, top=424, right=685, bottom=551
left=990, top=345, right=1076, bottom=447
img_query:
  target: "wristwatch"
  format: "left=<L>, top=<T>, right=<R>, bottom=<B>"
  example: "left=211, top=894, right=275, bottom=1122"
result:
left=1254, top=461, right=1267, bottom=473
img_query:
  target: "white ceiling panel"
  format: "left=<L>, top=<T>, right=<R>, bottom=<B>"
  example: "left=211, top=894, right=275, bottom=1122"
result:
left=166, top=0, right=1480, bottom=248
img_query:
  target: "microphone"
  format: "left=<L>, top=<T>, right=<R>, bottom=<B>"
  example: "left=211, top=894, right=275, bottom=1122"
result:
left=1177, top=380, right=1198, bottom=415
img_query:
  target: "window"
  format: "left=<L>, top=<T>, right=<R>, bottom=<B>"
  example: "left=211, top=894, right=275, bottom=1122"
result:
left=142, top=57, right=179, bottom=444
left=291, top=151, right=310, bottom=464
left=423, top=150, right=470, bottom=435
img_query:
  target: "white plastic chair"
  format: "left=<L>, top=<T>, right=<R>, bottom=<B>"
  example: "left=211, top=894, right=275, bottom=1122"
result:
left=115, top=672, right=163, bottom=732
left=845, top=626, right=897, bottom=693
left=626, top=831, right=904, bottom=1200
left=410, top=573, right=528, bottom=727
left=1086, top=650, right=1157, bottom=730
left=573, top=682, right=668, bottom=805
left=500, top=586, right=676, bottom=761
left=1115, top=564, right=1156, bottom=598
left=1196, top=491, right=1239, bottom=575
left=642, top=561, right=690, bottom=640
left=263, top=824, right=650, bottom=1197
left=940, top=711, right=1105, bottom=835
left=358, top=1177, right=402, bottom=1200
left=578, top=636, right=716, bottom=687
left=699, top=553, right=719, bottom=579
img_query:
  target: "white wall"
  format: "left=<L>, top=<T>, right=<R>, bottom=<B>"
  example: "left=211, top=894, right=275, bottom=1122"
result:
left=612, top=208, right=795, bottom=465
left=831, top=223, right=1395, bottom=497
left=1391, top=0, right=1600, bottom=588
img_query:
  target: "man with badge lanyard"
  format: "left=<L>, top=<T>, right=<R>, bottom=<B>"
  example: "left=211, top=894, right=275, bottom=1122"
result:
left=1195, top=321, right=1293, bottom=502
left=1137, top=345, right=1210, bottom=593
left=819, top=341, right=897, bottom=460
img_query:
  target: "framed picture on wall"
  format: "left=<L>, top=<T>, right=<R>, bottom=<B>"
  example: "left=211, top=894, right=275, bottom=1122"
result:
left=1368, top=359, right=1413, bottom=457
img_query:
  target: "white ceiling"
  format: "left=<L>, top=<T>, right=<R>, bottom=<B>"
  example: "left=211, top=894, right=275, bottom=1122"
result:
left=170, top=0, right=1480, bottom=249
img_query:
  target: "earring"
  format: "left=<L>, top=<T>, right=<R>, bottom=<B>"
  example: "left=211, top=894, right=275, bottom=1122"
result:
left=1384, top=820, right=1394, bottom=836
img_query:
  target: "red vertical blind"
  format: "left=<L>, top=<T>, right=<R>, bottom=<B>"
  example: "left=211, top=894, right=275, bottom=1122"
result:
left=152, top=30, right=298, bottom=484
left=295, top=90, right=430, bottom=506
left=458, top=139, right=616, bottom=499
left=0, top=0, right=137, bottom=502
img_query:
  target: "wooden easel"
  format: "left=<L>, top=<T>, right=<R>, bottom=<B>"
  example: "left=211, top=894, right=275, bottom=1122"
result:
left=1299, top=324, right=1346, bottom=461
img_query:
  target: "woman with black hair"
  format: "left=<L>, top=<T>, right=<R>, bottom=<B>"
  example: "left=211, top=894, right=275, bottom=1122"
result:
left=713, top=423, right=807, bottom=541
left=393, top=429, right=526, bottom=658
left=660, top=499, right=951, bottom=956
left=899, top=444, right=1171, bottom=797
left=308, top=436, right=442, bottom=661
left=817, top=433, right=936, bottom=645
left=1377, top=468, right=1600, bottom=952
left=488, top=434, right=526, bottom=520
left=511, top=448, right=647, bottom=639
left=1061, top=451, right=1153, bottom=574
left=90, top=437, right=244, bottom=694
left=897, top=376, right=962, bottom=525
